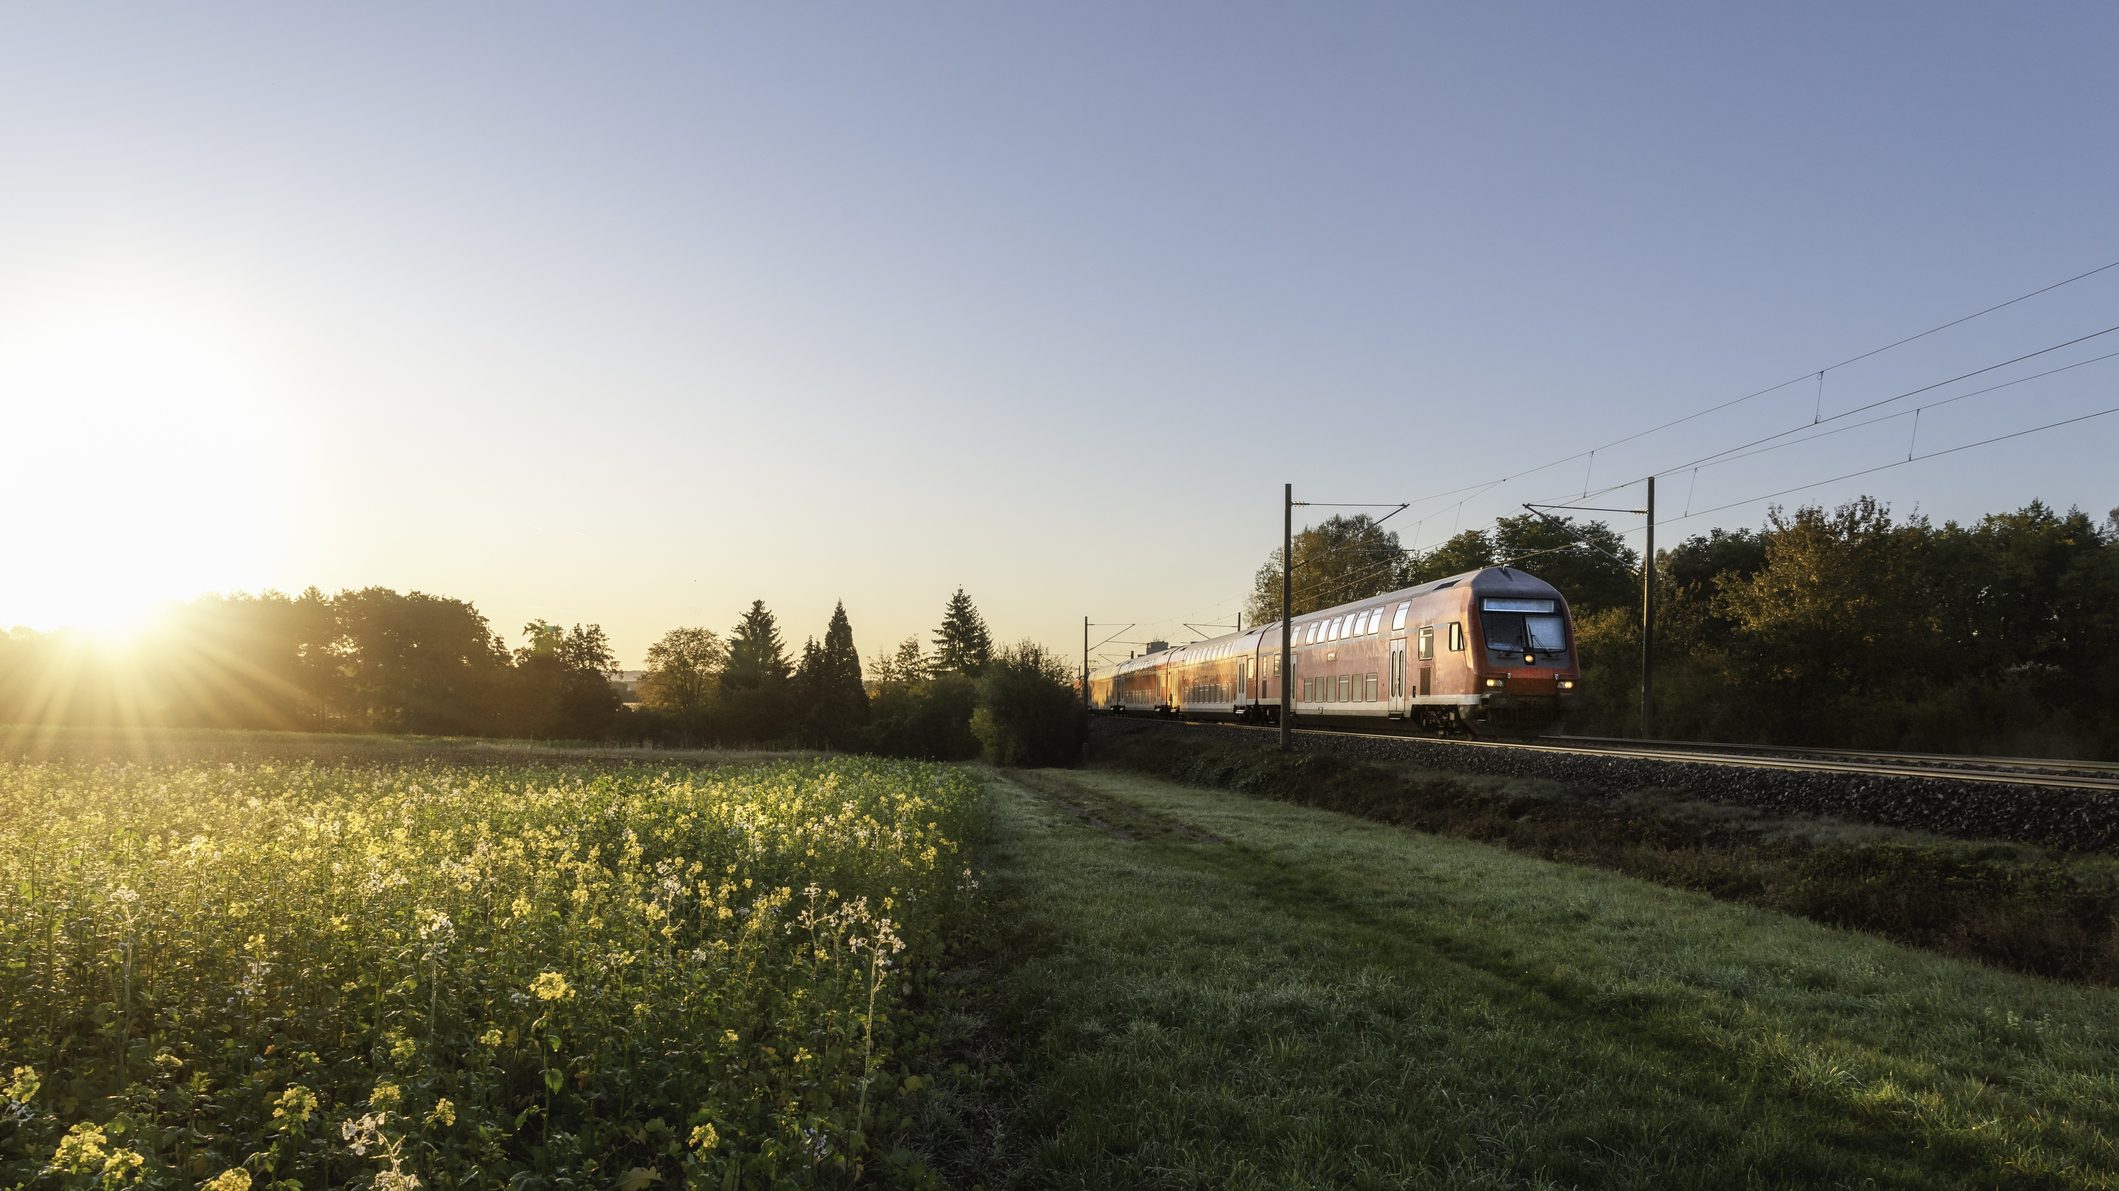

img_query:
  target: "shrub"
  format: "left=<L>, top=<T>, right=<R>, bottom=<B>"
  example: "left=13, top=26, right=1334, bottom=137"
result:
left=971, top=642, right=1086, bottom=768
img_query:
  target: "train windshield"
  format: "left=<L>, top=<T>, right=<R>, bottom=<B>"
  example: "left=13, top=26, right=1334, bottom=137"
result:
left=1481, top=611, right=1569, bottom=658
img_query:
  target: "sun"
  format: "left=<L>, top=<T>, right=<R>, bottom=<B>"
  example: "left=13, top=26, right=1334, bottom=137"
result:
left=0, top=273, right=299, bottom=634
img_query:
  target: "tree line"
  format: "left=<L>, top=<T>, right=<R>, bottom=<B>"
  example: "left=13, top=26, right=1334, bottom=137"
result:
left=0, top=585, right=1085, bottom=763
left=1246, top=497, right=2119, bottom=757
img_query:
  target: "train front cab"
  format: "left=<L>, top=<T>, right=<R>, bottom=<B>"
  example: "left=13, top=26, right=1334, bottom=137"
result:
left=1452, top=571, right=1581, bottom=733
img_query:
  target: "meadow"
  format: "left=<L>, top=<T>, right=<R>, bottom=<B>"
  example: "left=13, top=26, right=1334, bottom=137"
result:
left=975, top=767, right=2119, bottom=1188
left=0, top=754, right=980, bottom=1189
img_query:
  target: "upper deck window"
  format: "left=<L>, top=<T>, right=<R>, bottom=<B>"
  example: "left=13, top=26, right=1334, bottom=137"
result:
left=1392, top=602, right=1410, bottom=631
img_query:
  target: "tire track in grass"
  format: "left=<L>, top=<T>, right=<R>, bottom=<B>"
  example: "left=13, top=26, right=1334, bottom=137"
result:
left=986, top=769, right=2109, bottom=1188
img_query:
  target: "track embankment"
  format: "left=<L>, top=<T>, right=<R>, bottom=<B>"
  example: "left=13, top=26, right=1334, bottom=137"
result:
left=1090, top=716, right=2119, bottom=852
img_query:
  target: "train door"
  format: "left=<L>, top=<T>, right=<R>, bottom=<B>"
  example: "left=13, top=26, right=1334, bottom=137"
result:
left=1389, top=640, right=1406, bottom=717
left=1236, top=660, right=1248, bottom=712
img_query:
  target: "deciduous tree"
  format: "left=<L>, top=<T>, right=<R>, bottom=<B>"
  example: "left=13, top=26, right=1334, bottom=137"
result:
left=1244, top=514, right=1411, bottom=623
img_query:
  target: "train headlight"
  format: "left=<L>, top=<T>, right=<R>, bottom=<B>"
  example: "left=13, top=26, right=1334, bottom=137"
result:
left=1482, top=677, right=1505, bottom=690
left=1557, top=679, right=1577, bottom=691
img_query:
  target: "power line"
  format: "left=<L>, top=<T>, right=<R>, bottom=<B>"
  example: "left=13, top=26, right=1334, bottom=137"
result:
left=1396, top=255, right=2119, bottom=513
left=1670, top=348, right=2119, bottom=475
left=1656, top=402, right=2119, bottom=528
left=1544, top=320, right=2119, bottom=512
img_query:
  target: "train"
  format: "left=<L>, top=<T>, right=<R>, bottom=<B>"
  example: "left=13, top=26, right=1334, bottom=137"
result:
left=1086, top=566, right=1582, bottom=734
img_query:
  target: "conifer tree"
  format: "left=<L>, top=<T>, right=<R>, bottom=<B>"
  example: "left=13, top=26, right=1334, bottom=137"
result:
left=722, top=599, right=792, bottom=742
left=931, top=588, right=993, bottom=677
left=723, top=600, right=792, bottom=689
left=795, top=601, right=870, bottom=746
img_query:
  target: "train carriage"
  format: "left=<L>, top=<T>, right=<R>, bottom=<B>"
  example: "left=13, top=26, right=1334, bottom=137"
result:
left=1090, top=566, right=1581, bottom=734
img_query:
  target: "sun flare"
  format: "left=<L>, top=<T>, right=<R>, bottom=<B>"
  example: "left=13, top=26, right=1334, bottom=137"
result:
left=1, top=275, right=298, bottom=632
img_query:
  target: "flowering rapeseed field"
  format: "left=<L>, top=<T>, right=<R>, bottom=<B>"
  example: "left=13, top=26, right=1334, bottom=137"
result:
left=0, top=758, right=980, bottom=1189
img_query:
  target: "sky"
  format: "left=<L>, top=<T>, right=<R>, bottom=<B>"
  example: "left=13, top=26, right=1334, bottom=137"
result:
left=5, top=3, right=2118, bottom=670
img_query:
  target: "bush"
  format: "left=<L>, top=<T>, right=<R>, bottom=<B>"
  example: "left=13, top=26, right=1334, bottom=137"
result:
left=971, top=642, right=1086, bottom=767
left=867, top=674, right=981, bottom=760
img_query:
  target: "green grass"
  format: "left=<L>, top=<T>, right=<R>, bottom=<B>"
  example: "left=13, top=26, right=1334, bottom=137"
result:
left=1094, top=730, right=2119, bottom=983
left=971, top=767, right=2119, bottom=1189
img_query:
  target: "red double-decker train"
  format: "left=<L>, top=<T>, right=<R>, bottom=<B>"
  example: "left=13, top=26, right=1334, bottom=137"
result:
left=1086, top=567, right=1581, bottom=734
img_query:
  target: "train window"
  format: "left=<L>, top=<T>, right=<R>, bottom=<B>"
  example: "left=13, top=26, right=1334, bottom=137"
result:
left=1417, top=626, right=1434, bottom=661
left=1368, top=610, right=1381, bottom=635
left=1338, top=674, right=1351, bottom=701
left=1366, top=674, right=1379, bottom=701
left=1393, top=602, right=1411, bottom=631
left=1483, top=610, right=1569, bottom=657
left=1449, top=622, right=1465, bottom=651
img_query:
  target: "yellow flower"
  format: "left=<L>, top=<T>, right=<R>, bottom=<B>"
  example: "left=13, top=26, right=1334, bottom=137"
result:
left=102, top=1148, right=146, bottom=1185
left=51, top=1122, right=108, bottom=1173
left=531, top=971, right=573, bottom=1001
left=370, top=1081, right=402, bottom=1109
left=4, top=1066, right=38, bottom=1104
left=478, top=1028, right=503, bottom=1047
left=688, top=1122, right=719, bottom=1152
left=722, top=1029, right=739, bottom=1044
left=272, top=1085, right=318, bottom=1125
left=427, top=1097, right=456, bottom=1127
left=202, top=1170, right=253, bottom=1191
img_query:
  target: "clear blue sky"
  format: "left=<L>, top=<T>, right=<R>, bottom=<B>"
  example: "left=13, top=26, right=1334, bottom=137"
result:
left=5, top=3, right=2116, bottom=668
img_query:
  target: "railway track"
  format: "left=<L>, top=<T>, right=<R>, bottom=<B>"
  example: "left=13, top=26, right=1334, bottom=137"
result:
left=1128, top=717, right=2119, bottom=793
left=1547, top=735, right=2119, bottom=786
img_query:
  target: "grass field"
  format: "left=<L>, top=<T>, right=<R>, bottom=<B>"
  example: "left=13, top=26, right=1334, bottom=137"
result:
left=973, top=768, right=2119, bottom=1188
left=11, top=727, right=2119, bottom=1189
left=0, top=753, right=978, bottom=1189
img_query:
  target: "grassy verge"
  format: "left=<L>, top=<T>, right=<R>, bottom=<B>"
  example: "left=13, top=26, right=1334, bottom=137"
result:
left=1092, top=730, right=2119, bottom=985
left=973, top=767, right=2119, bottom=1188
